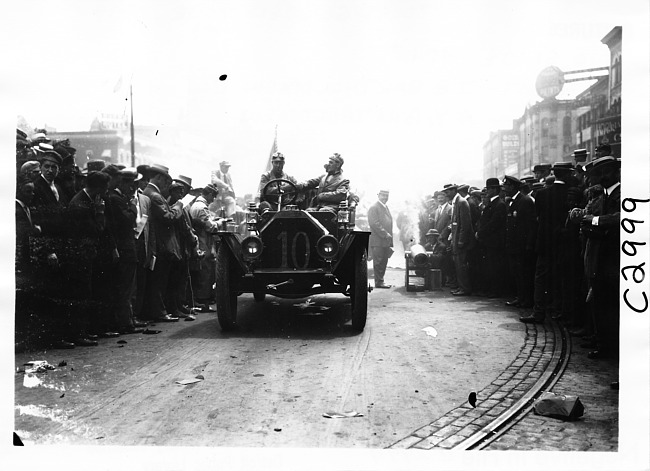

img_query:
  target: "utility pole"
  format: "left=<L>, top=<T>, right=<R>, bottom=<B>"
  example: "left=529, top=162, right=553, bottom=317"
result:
left=130, top=83, right=135, bottom=167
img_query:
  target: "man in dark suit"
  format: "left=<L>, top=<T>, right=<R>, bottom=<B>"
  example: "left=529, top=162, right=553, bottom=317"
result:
left=142, top=163, right=184, bottom=322
left=368, top=189, right=393, bottom=288
left=501, top=176, right=537, bottom=308
left=31, top=148, right=67, bottom=235
left=434, top=189, right=454, bottom=287
left=444, top=184, right=475, bottom=296
left=106, top=168, right=144, bottom=334
left=476, top=178, right=507, bottom=298
left=521, top=163, right=572, bottom=323
left=580, top=157, right=621, bottom=360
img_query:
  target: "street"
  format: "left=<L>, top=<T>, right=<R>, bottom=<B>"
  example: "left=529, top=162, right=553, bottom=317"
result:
left=15, top=267, right=525, bottom=447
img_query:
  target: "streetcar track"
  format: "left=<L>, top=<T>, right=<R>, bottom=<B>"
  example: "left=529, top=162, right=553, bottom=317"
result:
left=453, top=320, right=571, bottom=450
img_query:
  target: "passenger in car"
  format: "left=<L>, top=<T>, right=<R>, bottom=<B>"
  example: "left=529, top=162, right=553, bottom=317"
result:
left=297, top=153, right=350, bottom=210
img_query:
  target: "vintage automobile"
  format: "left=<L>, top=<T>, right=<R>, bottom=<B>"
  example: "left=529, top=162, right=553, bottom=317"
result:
left=213, top=178, right=370, bottom=332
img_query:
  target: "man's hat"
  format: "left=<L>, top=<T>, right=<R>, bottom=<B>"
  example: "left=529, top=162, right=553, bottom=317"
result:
left=457, top=184, right=470, bottom=193
left=136, top=164, right=151, bottom=178
left=203, top=183, right=219, bottom=195
left=551, top=161, right=574, bottom=172
left=30, top=132, right=50, bottom=143
left=426, top=229, right=440, bottom=237
left=485, top=177, right=501, bottom=188
left=502, top=175, right=521, bottom=187
left=173, top=174, right=192, bottom=189
left=521, top=176, right=536, bottom=184
left=533, top=163, right=551, bottom=172
left=169, top=181, right=185, bottom=192
left=470, top=189, right=483, bottom=197
left=219, top=160, right=231, bottom=167
left=378, top=189, right=390, bottom=195
left=571, top=148, right=589, bottom=162
left=329, top=153, right=344, bottom=166
left=595, top=143, right=612, bottom=155
left=118, top=167, right=139, bottom=180
left=442, top=183, right=458, bottom=192
left=586, top=156, right=620, bottom=172
left=20, top=161, right=40, bottom=174
left=148, top=163, right=170, bottom=177
left=102, top=164, right=121, bottom=177
left=271, top=152, right=285, bottom=162
left=86, top=159, right=106, bottom=172
left=37, top=149, right=62, bottom=166
left=532, top=182, right=544, bottom=191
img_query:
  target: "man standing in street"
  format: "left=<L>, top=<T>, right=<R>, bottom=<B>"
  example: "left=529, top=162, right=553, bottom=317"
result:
left=142, top=163, right=184, bottom=323
left=368, top=189, right=393, bottom=289
left=476, top=178, right=507, bottom=298
left=443, top=183, right=474, bottom=296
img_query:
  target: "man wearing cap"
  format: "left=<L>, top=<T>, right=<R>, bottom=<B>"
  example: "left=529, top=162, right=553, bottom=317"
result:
left=475, top=178, right=507, bottom=298
left=31, top=148, right=67, bottom=227
left=594, top=143, right=612, bottom=158
left=20, top=161, right=41, bottom=183
left=166, top=176, right=198, bottom=320
left=298, top=153, right=350, bottom=210
left=579, top=156, right=621, bottom=360
left=423, top=228, right=447, bottom=272
left=142, top=163, right=184, bottom=322
left=258, top=152, right=299, bottom=211
left=368, top=190, right=394, bottom=289
left=443, top=183, right=475, bottom=296
left=521, top=162, right=572, bottom=324
left=104, top=168, right=144, bottom=333
left=190, top=184, right=222, bottom=309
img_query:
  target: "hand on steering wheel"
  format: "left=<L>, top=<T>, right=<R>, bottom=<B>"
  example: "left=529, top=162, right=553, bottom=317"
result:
left=261, top=179, right=299, bottom=207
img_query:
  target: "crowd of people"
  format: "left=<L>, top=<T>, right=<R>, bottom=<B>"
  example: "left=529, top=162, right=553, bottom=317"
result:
left=381, top=144, right=620, bottom=363
left=15, top=128, right=235, bottom=350
left=15, top=126, right=621, bottom=367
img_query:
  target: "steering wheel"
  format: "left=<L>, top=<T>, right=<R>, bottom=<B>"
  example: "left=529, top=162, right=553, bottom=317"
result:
left=261, top=179, right=299, bottom=207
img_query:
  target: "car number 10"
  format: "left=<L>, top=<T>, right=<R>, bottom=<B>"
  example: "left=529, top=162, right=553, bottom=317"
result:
left=276, top=231, right=310, bottom=268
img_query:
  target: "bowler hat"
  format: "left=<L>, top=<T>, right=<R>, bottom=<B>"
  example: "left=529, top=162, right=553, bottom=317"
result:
left=485, top=177, right=501, bottom=188
left=533, top=163, right=551, bottom=172
left=148, top=163, right=170, bottom=177
left=136, top=164, right=151, bottom=178
left=502, top=175, right=521, bottom=187
left=169, top=181, right=185, bottom=191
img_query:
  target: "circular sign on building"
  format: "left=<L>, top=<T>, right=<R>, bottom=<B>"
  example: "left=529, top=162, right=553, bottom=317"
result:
left=536, top=66, right=565, bottom=99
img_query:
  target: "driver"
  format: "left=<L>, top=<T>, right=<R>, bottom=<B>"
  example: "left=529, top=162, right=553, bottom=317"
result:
left=258, top=152, right=298, bottom=211
left=297, top=153, right=350, bottom=210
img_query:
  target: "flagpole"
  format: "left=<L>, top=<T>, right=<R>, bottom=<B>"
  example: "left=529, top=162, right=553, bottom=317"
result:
left=130, top=82, right=135, bottom=167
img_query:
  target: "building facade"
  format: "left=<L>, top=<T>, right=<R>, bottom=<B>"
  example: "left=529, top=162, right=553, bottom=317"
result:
left=483, top=26, right=622, bottom=179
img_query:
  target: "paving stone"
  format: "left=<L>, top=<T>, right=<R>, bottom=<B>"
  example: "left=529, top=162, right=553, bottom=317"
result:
left=390, top=435, right=423, bottom=449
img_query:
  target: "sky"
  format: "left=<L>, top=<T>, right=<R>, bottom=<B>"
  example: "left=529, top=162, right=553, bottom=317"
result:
left=2, top=1, right=650, bottom=469
left=5, top=0, right=639, bottom=207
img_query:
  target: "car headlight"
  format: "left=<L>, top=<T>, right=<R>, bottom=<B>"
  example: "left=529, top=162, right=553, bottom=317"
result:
left=242, top=236, right=263, bottom=259
left=316, top=235, right=339, bottom=260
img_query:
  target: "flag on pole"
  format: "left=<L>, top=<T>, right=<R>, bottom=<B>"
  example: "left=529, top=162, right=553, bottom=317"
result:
left=264, top=125, right=278, bottom=172
left=113, top=75, right=123, bottom=93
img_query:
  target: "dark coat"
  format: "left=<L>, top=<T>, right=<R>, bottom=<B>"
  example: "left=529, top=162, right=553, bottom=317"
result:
left=107, top=189, right=138, bottom=263
left=477, top=196, right=506, bottom=249
left=301, top=171, right=350, bottom=209
left=534, top=183, right=568, bottom=256
left=505, top=192, right=537, bottom=254
left=435, top=203, right=452, bottom=242
left=143, top=183, right=183, bottom=261
left=368, top=200, right=393, bottom=248
left=31, top=175, right=67, bottom=235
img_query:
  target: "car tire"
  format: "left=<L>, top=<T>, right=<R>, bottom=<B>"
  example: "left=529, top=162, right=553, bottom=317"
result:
left=351, top=247, right=368, bottom=332
left=216, top=243, right=238, bottom=331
